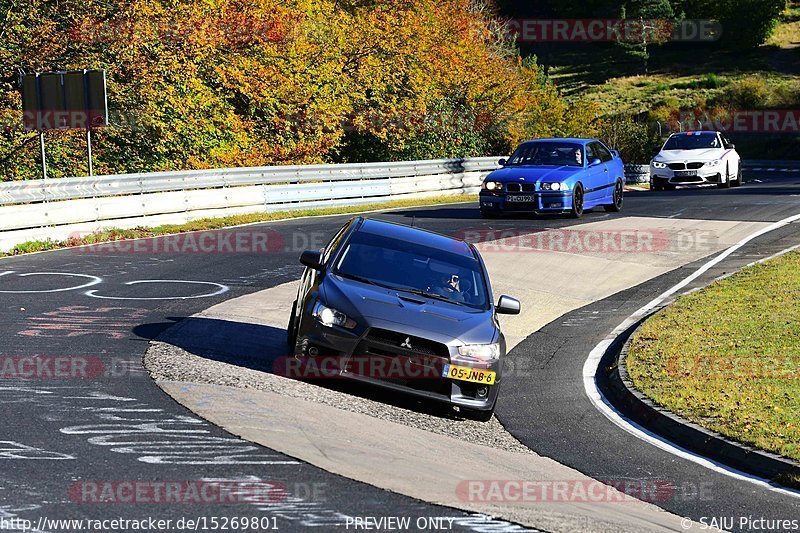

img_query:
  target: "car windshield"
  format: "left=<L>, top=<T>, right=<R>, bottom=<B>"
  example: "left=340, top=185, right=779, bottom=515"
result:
left=506, top=141, right=584, bottom=167
left=333, top=231, right=489, bottom=310
left=662, top=133, right=720, bottom=150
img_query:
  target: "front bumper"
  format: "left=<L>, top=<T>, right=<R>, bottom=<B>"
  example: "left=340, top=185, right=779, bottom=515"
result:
left=292, top=317, right=502, bottom=412
left=649, top=163, right=724, bottom=186
left=479, top=190, right=573, bottom=213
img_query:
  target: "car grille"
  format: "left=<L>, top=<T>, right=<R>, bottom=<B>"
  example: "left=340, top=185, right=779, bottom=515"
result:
left=505, top=183, right=536, bottom=193
left=363, top=328, right=450, bottom=358
left=350, top=328, right=451, bottom=395
left=668, top=162, right=705, bottom=170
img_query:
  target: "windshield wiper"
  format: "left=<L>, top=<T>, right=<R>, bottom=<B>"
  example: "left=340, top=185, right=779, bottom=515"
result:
left=393, top=286, right=465, bottom=305
left=339, top=273, right=393, bottom=289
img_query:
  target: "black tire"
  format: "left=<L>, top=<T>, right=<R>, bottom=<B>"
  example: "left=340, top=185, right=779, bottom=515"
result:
left=287, top=300, right=298, bottom=349
left=717, top=165, right=731, bottom=189
left=664, top=183, right=677, bottom=191
left=604, top=179, right=624, bottom=212
left=732, top=166, right=743, bottom=187
left=570, top=183, right=584, bottom=218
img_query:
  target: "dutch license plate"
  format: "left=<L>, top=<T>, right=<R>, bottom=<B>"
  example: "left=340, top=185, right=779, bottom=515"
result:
left=674, top=170, right=697, bottom=177
left=507, top=195, right=534, bottom=203
left=442, top=364, right=496, bottom=385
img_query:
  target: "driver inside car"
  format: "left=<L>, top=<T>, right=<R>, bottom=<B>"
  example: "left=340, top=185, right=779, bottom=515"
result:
left=430, top=273, right=466, bottom=303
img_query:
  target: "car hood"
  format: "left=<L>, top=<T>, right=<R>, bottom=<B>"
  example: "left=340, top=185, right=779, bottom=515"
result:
left=487, top=165, right=583, bottom=183
left=322, top=275, right=498, bottom=346
left=655, top=149, right=725, bottom=162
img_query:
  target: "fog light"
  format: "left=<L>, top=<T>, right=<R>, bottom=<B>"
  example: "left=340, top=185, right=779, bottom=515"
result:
left=477, top=386, right=488, bottom=398
left=308, top=346, right=319, bottom=356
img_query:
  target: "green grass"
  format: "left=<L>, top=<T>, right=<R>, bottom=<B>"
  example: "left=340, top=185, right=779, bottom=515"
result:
left=542, top=12, right=800, bottom=134
left=0, top=194, right=477, bottom=258
left=627, top=251, right=800, bottom=464
left=580, top=72, right=799, bottom=116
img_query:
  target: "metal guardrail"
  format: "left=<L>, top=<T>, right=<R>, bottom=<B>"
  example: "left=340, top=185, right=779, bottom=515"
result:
left=742, top=160, right=800, bottom=168
left=5, top=156, right=793, bottom=251
left=623, top=165, right=650, bottom=184
left=0, top=157, right=500, bottom=251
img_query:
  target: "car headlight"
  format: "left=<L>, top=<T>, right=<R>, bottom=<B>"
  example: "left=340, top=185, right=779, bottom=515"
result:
left=540, top=182, right=569, bottom=191
left=458, top=343, right=501, bottom=361
left=705, top=160, right=721, bottom=167
left=313, top=301, right=357, bottom=329
left=651, top=161, right=667, bottom=169
left=483, top=181, right=502, bottom=191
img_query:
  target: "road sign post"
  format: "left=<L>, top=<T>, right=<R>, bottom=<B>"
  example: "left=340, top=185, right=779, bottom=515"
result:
left=21, top=69, right=108, bottom=179
left=39, top=130, right=47, bottom=180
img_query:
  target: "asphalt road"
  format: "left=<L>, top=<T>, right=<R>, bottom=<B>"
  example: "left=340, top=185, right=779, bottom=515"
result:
left=1, top=170, right=799, bottom=532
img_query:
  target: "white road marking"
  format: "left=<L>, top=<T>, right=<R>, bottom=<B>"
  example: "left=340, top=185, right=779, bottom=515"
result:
left=0, top=272, right=102, bottom=293
left=85, top=280, right=229, bottom=300
left=0, top=441, right=74, bottom=460
left=583, top=212, right=800, bottom=499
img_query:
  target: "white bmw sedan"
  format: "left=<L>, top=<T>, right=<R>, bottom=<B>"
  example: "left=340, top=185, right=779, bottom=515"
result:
left=650, top=131, right=742, bottom=190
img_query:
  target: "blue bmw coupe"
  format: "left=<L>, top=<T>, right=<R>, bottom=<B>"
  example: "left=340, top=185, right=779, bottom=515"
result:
left=479, top=138, right=625, bottom=218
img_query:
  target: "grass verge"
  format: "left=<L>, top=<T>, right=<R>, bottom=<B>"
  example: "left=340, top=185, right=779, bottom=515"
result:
left=626, top=251, right=800, bottom=463
left=1, top=194, right=477, bottom=258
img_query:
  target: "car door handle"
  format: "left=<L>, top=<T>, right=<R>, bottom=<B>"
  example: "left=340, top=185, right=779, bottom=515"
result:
left=604, top=168, right=608, bottom=172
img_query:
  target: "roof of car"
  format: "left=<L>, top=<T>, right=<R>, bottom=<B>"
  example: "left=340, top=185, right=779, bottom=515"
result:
left=670, top=131, right=719, bottom=135
left=355, top=218, right=475, bottom=258
left=522, top=138, right=597, bottom=145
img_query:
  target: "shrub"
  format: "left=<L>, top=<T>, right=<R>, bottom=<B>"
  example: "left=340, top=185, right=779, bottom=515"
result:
left=599, top=115, right=663, bottom=164
left=723, top=77, right=771, bottom=109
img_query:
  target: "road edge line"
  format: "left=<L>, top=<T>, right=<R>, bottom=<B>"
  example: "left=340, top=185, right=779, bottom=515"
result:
left=582, top=212, right=800, bottom=499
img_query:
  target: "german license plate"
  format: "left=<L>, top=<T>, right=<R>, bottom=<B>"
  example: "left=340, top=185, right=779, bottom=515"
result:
left=442, top=364, right=496, bottom=384
left=674, top=170, right=697, bottom=177
left=507, top=195, right=534, bottom=203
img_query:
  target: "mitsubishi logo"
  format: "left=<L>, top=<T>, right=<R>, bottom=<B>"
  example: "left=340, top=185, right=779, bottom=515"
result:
left=400, top=337, right=413, bottom=350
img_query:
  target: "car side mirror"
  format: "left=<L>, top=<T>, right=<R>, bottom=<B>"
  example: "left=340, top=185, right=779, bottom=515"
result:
left=610, top=149, right=620, bottom=158
left=498, top=158, right=507, bottom=166
left=590, top=157, right=602, bottom=166
left=300, top=250, right=323, bottom=270
left=727, top=143, right=735, bottom=149
left=496, top=295, right=521, bottom=315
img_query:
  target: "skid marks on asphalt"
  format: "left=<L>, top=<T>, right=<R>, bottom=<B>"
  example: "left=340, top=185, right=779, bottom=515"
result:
left=0, top=385, right=296, bottom=466
left=0, top=270, right=230, bottom=301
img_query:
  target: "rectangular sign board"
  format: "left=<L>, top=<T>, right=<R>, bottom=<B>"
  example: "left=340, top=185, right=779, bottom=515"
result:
left=21, top=70, right=108, bottom=131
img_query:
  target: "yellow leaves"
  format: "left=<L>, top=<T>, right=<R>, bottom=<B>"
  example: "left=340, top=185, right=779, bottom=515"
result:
left=3, top=0, right=600, bottom=178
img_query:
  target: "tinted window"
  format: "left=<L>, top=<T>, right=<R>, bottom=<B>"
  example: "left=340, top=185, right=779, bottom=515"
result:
left=323, top=222, right=351, bottom=263
left=663, top=133, right=721, bottom=150
left=334, top=231, right=489, bottom=309
left=593, top=142, right=613, bottom=162
left=585, top=143, right=597, bottom=163
left=507, top=141, right=584, bottom=167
